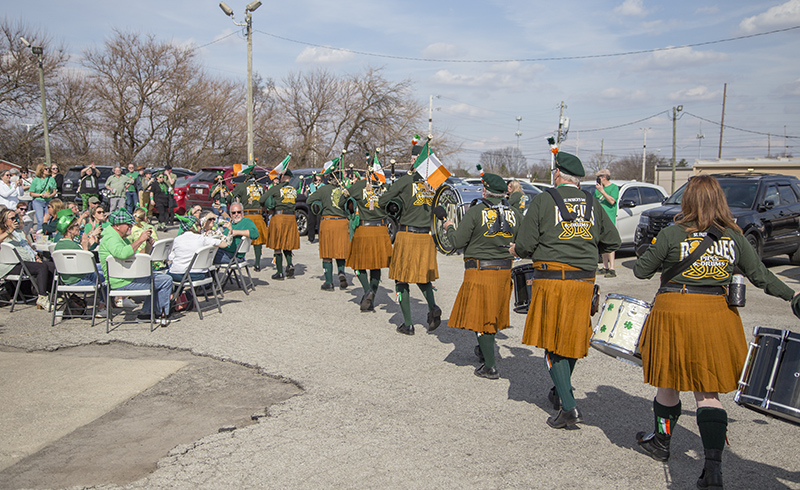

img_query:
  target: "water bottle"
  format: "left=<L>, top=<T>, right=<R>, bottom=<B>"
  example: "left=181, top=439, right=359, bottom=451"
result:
left=728, top=274, right=746, bottom=307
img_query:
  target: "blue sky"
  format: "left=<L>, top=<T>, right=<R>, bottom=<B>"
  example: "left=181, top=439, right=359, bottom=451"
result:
left=5, top=0, right=800, bottom=171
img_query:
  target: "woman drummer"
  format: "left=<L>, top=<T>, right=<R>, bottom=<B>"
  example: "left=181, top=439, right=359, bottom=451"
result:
left=633, top=175, right=799, bottom=489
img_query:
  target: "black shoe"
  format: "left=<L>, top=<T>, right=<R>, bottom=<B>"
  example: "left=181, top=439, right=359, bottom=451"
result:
left=474, top=364, right=499, bottom=379
left=547, top=407, right=583, bottom=429
left=286, top=264, right=295, bottom=278
left=427, top=305, right=442, bottom=332
left=271, top=272, right=285, bottom=280
left=396, top=323, right=415, bottom=335
left=360, top=290, right=375, bottom=311
left=636, top=431, right=671, bottom=462
left=697, top=449, right=723, bottom=489
left=253, top=265, right=261, bottom=272
left=474, top=345, right=485, bottom=363
left=137, top=313, right=153, bottom=322
left=605, top=269, right=616, bottom=278
left=321, top=283, right=334, bottom=291
left=338, top=272, right=348, bottom=289
left=548, top=386, right=562, bottom=411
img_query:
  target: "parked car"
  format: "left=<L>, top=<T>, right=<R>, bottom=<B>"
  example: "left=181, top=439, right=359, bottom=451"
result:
left=634, top=173, right=800, bottom=263
left=580, top=180, right=669, bottom=247
left=286, top=168, right=319, bottom=237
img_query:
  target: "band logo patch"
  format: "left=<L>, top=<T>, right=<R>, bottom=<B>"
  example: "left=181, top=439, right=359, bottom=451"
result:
left=362, top=187, right=381, bottom=209
left=554, top=201, right=594, bottom=240
left=481, top=208, right=516, bottom=237
left=246, top=183, right=263, bottom=204
left=680, top=235, right=735, bottom=280
left=280, top=186, right=297, bottom=204
left=412, top=181, right=434, bottom=206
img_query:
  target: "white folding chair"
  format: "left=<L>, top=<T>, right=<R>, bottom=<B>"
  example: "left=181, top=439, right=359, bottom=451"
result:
left=149, top=238, right=173, bottom=263
left=172, top=245, right=222, bottom=320
left=51, top=250, right=103, bottom=327
left=221, top=236, right=255, bottom=295
left=106, top=253, right=155, bottom=333
left=0, top=242, right=39, bottom=311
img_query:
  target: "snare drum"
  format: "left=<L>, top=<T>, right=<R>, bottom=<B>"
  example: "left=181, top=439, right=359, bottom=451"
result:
left=734, top=326, right=800, bottom=426
left=511, top=264, right=534, bottom=314
left=590, top=294, right=651, bottom=366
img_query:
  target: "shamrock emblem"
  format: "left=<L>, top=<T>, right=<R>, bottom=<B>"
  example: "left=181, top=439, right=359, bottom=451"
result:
left=607, top=304, right=615, bottom=312
left=600, top=325, right=607, bottom=333
left=623, top=321, right=633, bottom=330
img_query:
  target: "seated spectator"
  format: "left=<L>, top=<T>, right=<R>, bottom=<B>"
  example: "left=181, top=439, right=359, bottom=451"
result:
left=168, top=215, right=231, bottom=282
left=84, top=205, right=109, bottom=247
left=0, top=208, right=55, bottom=309
left=15, top=201, right=33, bottom=241
left=53, top=209, right=107, bottom=316
left=130, top=207, right=158, bottom=254
left=213, top=202, right=258, bottom=264
left=98, top=209, right=172, bottom=324
left=41, top=198, right=65, bottom=240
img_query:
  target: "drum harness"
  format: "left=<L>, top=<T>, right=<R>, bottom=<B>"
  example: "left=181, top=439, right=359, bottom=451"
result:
left=464, top=198, right=514, bottom=270
left=534, top=188, right=597, bottom=281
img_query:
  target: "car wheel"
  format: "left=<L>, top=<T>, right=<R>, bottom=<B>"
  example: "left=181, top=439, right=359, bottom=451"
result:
left=746, top=232, right=762, bottom=260
left=295, top=209, right=308, bottom=236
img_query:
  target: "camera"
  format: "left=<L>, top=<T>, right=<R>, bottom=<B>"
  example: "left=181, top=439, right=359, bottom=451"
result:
left=596, top=177, right=602, bottom=185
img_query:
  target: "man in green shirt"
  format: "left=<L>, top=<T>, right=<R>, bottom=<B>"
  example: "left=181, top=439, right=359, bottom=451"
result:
left=213, top=202, right=259, bottom=265
left=105, top=165, right=135, bottom=213
left=594, top=168, right=619, bottom=277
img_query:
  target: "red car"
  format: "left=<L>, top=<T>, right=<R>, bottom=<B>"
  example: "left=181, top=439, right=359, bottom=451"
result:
left=185, top=166, right=271, bottom=210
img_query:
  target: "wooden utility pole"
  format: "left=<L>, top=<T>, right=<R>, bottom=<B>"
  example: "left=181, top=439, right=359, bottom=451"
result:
left=718, top=83, right=727, bottom=159
left=556, top=101, right=566, bottom=144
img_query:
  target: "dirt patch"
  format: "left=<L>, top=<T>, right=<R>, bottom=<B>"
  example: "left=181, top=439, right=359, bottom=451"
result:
left=0, top=342, right=301, bottom=489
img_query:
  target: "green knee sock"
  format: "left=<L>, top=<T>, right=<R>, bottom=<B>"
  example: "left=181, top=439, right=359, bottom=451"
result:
left=697, top=407, right=727, bottom=451
left=274, top=254, right=283, bottom=274
left=396, top=282, right=412, bottom=326
left=283, top=250, right=293, bottom=265
left=546, top=351, right=576, bottom=411
left=355, top=270, right=370, bottom=291
left=253, top=245, right=262, bottom=266
left=369, top=269, right=381, bottom=293
left=653, top=398, right=682, bottom=437
left=336, top=259, right=346, bottom=274
left=477, top=332, right=496, bottom=369
left=418, top=282, right=436, bottom=309
left=323, top=261, right=333, bottom=285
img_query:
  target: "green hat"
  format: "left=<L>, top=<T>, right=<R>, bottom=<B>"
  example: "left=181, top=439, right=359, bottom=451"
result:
left=177, top=214, right=199, bottom=233
left=108, top=209, right=135, bottom=226
left=554, top=152, right=585, bottom=178
left=482, top=173, right=507, bottom=194
left=284, top=169, right=293, bottom=178
left=55, top=209, right=78, bottom=235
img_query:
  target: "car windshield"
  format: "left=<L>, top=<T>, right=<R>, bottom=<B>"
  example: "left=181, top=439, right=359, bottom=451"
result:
left=664, top=180, right=759, bottom=209
left=193, top=170, right=221, bottom=183
left=446, top=176, right=469, bottom=186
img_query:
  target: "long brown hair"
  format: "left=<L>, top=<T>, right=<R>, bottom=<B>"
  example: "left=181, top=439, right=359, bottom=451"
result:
left=0, top=208, right=16, bottom=233
left=675, top=175, right=741, bottom=234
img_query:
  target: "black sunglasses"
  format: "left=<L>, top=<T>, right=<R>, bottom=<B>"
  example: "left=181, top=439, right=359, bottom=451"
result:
left=230, top=211, right=243, bottom=215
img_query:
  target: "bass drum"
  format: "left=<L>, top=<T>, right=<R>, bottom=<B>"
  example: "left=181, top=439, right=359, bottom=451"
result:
left=431, top=184, right=464, bottom=255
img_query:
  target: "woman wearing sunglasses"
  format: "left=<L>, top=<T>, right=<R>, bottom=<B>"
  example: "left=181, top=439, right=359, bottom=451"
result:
left=0, top=169, right=24, bottom=209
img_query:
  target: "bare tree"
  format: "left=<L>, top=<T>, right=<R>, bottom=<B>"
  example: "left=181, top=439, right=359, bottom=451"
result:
left=478, top=146, right=528, bottom=177
left=608, top=153, right=668, bottom=182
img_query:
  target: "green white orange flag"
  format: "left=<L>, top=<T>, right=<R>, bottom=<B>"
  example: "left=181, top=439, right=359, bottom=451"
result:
left=372, top=154, right=386, bottom=183
left=412, top=141, right=450, bottom=188
left=322, top=156, right=340, bottom=176
left=268, top=154, right=291, bottom=181
left=234, top=163, right=255, bottom=176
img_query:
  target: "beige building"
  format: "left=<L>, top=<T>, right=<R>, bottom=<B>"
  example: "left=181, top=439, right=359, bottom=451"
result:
left=655, top=157, right=800, bottom=195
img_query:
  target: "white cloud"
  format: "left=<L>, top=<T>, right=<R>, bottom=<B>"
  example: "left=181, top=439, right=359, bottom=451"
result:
left=772, top=78, right=800, bottom=97
left=430, top=62, right=545, bottom=90
left=668, top=85, right=720, bottom=101
left=422, top=43, right=461, bottom=59
left=739, top=0, right=800, bottom=33
left=614, top=0, right=648, bottom=17
left=295, top=46, right=355, bottom=64
left=636, top=46, right=728, bottom=70
left=599, top=87, right=648, bottom=102
left=694, top=6, right=719, bottom=15
left=445, top=103, right=493, bottom=118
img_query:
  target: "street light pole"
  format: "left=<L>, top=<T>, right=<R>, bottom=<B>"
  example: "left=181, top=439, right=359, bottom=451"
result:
left=671, top=105, right=683, bottom=193
left=220, top=1, right=262, bottom=167
left=20, top=37, right=50, bottom=165
left=640, top=127, right=649, bottom=182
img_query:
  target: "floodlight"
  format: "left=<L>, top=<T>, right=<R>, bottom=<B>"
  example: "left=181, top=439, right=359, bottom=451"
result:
left=246, top=0, right=262, bottom=11
left=219, top=2, right=234, bottom=16
left=677, top=105, right=683, bottom=112
left=19, top=37, right=31, bottom=47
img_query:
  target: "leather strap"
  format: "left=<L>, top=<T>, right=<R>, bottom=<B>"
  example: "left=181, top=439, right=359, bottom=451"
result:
left=545, top=187, right=593, bottom=222
left=658, top=284, right=727, bottom=296
left=464, top=259, right=513, bottom=270
left=399, top=225, right=430, bottom=233
left=533, top=269, right=596, bottom=281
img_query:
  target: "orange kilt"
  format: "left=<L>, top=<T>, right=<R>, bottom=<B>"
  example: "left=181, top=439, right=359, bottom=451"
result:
left=346, top=224, right=392, bottom=270
left=522, top=261, right=595, bottom=359
left=388, top=231, right=439, bottom=284
left=319, top=216, right=350, bottom=259
left=245, top=212, right=269, bottom=246
left=449, top=267, right=512, bottom=334
left=640, top=292, right=746, bottom=393
left=267, top=213, right=300, bottom=251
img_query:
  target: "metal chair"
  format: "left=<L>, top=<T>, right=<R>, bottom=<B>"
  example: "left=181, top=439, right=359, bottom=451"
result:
left=221, top=236, right=255, bottom=295
left=0, top=242, right=39, bottom=311
left=51, top=250, right=103, bottom=327
left=106, top=253, right=156, bottom=333
left=171, top=245, right=222, bottom=320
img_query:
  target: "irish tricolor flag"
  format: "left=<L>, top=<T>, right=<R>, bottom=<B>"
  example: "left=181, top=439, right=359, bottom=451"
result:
left=372, top=154, right=386, bottom=183
left=412, top=141, right=450, bottom=188
left=268, top=154, right=291, bottom=181
left=322, top=156, right=340, bottom=176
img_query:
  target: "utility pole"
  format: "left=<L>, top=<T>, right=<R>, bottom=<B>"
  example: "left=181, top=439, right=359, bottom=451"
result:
left=20, top=37, right=50, bottom=165
left=718, top=82, right=726, bottom=159
left=768, top=133, right=771, bottom=158
left=600, top=139, right=604, bottom=167
left=641, top=127, right=649, bottom=182
left=785, top=125, right=789, bottom=157
left=672, top=104, right=683, bottom=193
left=428, top=95, right=434, bottom=136
left=556, top=101, right=566, bottom=144
left=575, top=131, right=579, bottom=158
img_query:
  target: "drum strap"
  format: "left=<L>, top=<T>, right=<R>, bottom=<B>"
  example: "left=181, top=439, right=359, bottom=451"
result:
left=659, top=226, right=723, bottom=287
left=545, top=187, right=593, bottom=222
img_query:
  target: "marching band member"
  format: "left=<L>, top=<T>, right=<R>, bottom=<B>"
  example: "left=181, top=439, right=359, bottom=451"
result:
left=230, top=167, right=268, bottom=271
left=263, top=170, right=300, bottom=280
left=307, top=174, right=350, bottom=291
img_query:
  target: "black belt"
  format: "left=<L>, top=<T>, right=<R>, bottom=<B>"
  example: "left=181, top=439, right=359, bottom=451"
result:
left=465, top=259, right=513, bottom=270
left=658, top=284, right=727, bottom=296
left=274, top=210, right=295, bottom=215
left=532, top=270, right=596, bottom=281
left=361, top=219, right=386, bottom=227
left=398, top=225, right=430, bottom=233
left=322, top=216, right=345, bottom=221
left=244, top=210, right=261, bottom=215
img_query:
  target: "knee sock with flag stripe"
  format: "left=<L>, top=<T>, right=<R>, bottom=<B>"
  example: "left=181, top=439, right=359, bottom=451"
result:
left=322, top=261, right=333, bottom=285
left=545, top=351, right=577, bottom=411
left=396, top=282, right=412, bottom=326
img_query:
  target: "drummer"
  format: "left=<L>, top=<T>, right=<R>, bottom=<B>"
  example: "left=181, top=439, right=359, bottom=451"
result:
left=443, top=173, right=521, bottom=379
left=510, top=152, right=620, bottom=429
left=632, top=175, right=800, bottom=488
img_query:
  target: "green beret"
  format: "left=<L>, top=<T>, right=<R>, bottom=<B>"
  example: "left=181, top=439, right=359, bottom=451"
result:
left=555, top=152, right=585, bottom=178
left=482, top=173, right=507, bottom=194
left=284, top=169, right=293, bottom=178
left=55, top=209, right=78, bottom=235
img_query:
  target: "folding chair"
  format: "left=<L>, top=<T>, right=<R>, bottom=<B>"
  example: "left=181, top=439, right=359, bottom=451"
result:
left=149, top=238, right=173, bottom=263
left=172, top=245, right=222, bottom=320
left=51, top=250, right=103, bottom=327
left=106, top=254, right=156, bottom=333
left=0, top=242, right=39, bottom=312
left=221, top=236, right=255, bottom=295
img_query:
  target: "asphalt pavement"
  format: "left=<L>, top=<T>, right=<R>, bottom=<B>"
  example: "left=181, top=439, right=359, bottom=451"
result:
left=1, top=237, right=799, bottom=489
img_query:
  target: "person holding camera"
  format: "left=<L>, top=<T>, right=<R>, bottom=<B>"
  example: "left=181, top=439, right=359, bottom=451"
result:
left=594, top=169, right=619, bottom=277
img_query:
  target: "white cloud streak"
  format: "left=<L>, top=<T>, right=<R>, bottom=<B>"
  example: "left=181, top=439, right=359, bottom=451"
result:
left=739, top=0, right=800, bottom=33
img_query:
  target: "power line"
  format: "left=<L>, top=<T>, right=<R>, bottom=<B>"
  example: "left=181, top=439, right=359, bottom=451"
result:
left=253, top=25, right=800, bottom=64
left=194, top=31, right=239, bottom=51
left=574, top=111, right=669, bottom=133
left=683, top=111, right=799, bottom=138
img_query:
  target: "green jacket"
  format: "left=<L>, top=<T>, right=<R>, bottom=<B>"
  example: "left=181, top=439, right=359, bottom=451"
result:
left=634, top=224, right=794, bottom=299
left=307, top=184, right=347, bottom=218
left=262, top=181, right=297, bottom=212
left=445, top=197, right=521, bottom=260
left=514, top=184, right=621, bottom=271
left=230, top=180, right=265, bottom=212
left=98, top=226, right=136, bottom=289
left=341, top=179, right=386, bottom=221
left=508, top=191, right=528, bottom=211
left=378, top=173, right=433, bottom=228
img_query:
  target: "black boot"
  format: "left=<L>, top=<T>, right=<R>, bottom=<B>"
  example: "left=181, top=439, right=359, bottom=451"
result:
left=697, top=449, right=723, bottom=489
left=548, top=386, right=561, bottom=411
left=636, top=431, right=671, bottom=462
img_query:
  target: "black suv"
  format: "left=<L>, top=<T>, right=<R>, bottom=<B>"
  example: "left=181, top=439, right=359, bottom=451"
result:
left=62, top=165, right=115, bottom=205
left=634, top=173, right=800, bottom=263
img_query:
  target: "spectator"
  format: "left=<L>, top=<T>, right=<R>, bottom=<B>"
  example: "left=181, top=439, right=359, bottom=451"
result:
left=18, top=167, right=33, bottom=202
left=168, top=215, right=231, bottom=283
left=595, top=168, right=620, bottom=278
left=213, top=202, right=258, bottom=264
left=163, top=165, right=177, bottom=226
left=98, top=209, right=172, bottom=324
left=53, top=209, right=107, bottom=317
left=15, top=201, right=33, bottom=240
left=137, top=168, right=152, bottom=216
left=41, top=199, right=65, bottom=240
left=0, top=208, right=55, bottom=310
left=50, top=163, right=63, bottom=197
left=0, top=168, right=24, bottom=209
left=83, top=205, right=108, bottom=248
left=146, top=173, right=170, bottom=232
left=130, top=207, right=158, bottom=254
left=306, top=173, right=324, bottom=243
left=78, top=163, right=101, bottom=211
left=209, top=173, right=229, bottom=216
left=105, top=165, right=134, bottom=213
left=125, top=163, right=140, bottom=213
left=29, top=163, right=57, bottom=232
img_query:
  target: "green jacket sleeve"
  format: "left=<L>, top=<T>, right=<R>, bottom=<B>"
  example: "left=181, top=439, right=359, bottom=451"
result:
left=595, top=196, right=622, bottom=254
left=734, top=232, right=794, bottom=300
left=633, top=227, right=672, bottom=280
left=514, top=193, right=543, bottom=259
